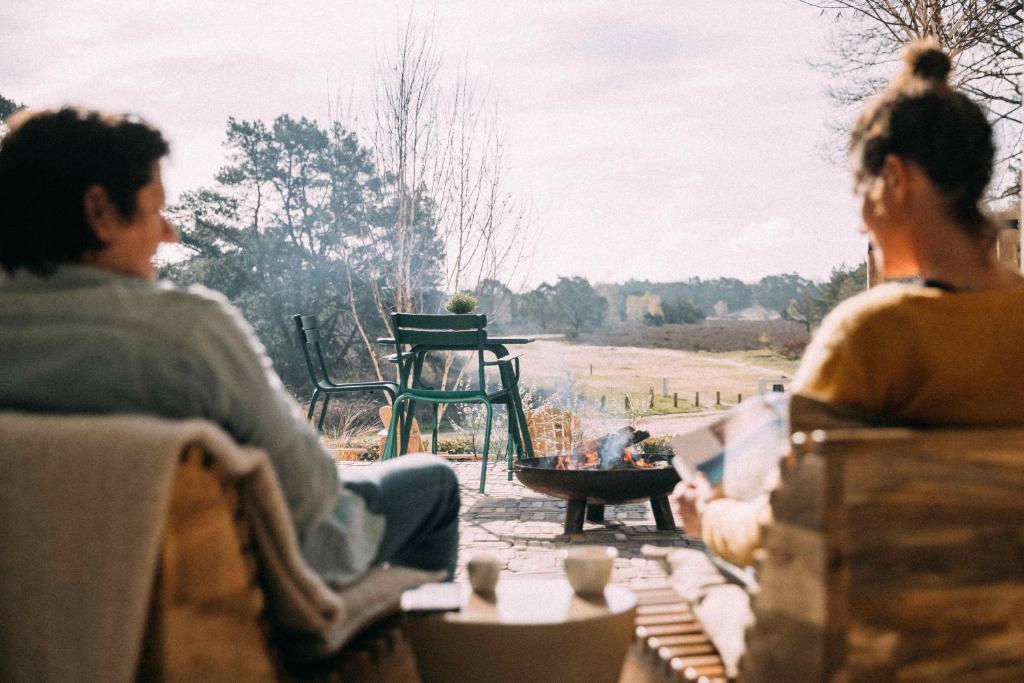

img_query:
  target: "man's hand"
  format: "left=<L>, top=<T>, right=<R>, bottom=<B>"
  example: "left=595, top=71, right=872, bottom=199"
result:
left=673, top=473, right=716, bottom=539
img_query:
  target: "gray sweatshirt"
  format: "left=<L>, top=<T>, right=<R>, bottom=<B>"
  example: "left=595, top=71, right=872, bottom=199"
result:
left=0, top=265, right=383, bottom=586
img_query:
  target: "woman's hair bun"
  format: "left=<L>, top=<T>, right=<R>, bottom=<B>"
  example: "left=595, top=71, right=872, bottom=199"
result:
left=904, top=38, right=951, bottom=82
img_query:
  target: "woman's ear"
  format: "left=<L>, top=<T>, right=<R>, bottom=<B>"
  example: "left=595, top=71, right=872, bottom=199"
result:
left=881, top=155, right=911, bottom=204
left=82, top=185, right=121, bottom=245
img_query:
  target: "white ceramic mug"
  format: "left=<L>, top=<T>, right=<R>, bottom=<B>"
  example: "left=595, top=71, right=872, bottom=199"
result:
left=563, top=545, right=617, bottom=595
left=467, top=552, right=503, bottom=594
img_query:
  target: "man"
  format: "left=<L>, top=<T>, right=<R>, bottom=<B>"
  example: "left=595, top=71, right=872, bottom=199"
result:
left=0, top=106, right=459, bottom=586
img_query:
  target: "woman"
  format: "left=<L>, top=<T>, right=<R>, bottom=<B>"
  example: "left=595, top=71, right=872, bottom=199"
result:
left=0, top=107, right=460, bottom=586
left=794, top=40, right=1024, bottom=422
left=672, top=39, right=1024, bottom=675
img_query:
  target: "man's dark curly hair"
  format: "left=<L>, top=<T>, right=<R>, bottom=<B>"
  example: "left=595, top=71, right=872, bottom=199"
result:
left=0, top=107, right=169, bottom=275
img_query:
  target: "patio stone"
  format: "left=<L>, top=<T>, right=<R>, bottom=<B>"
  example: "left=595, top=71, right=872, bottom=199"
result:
left=340, top=458, right=701, bottom=589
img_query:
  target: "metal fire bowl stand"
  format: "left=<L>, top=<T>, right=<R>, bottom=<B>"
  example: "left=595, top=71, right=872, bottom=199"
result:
left=514, top=456, right=681, bottom=534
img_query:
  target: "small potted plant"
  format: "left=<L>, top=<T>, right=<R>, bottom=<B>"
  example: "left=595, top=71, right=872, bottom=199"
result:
left=445, top=291, right=479, bottom=314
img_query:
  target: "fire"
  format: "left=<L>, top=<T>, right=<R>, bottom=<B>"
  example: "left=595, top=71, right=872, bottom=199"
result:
left=547, top=427, right=668, bottom=470
left=622, top=448, right=654, bottom=468
left=554, top=450, right=600, bottom=470
left=553, top=445, right=653, bottom=470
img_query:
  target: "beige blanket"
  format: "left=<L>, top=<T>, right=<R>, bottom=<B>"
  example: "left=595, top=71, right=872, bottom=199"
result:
left=0, top=412, right=439, bottom=681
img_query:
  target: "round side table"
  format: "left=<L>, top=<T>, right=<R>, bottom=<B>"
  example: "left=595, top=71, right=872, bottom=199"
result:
left=405, top=578, right=637, bottom=683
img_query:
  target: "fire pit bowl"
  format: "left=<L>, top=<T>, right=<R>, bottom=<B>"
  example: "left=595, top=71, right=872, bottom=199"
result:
left=515, top=456, right=681, bottom=534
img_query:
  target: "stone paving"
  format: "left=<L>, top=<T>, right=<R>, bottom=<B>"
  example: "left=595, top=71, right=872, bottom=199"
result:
left=342, top=457, right=701, bottom=589
left=452, top=459, right=701, bottom=588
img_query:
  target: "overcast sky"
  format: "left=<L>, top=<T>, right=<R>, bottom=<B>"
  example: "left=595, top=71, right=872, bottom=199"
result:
left=2, top=0, right=871, bottom=287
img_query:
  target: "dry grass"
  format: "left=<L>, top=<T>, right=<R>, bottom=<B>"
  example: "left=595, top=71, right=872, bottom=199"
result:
left=521, top=338, right=799, bottom=411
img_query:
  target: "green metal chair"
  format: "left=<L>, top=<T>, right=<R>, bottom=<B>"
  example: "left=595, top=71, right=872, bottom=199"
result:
left=293, top=314, right=400, bottom=432
left=382, top=313, right=527, bottom=493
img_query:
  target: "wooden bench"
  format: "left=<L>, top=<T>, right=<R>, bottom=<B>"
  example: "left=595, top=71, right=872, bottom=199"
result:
left=746, top=427, right=1024, bottom=681
left=622, top=584, right=729, bottom=682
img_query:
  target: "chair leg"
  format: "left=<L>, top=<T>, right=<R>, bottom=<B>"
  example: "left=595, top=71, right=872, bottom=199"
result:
left=307, top=389, right=320, bottom=422
left=479, top=401, right=493, bottom=494
left=317, top=394, right=332, bottom=432
left=431, top=404, right=439, bottom=454
left=382, top=396, right=406, bottom=460
left=400, top=399, right=416, bottom=455
left=506, top=413, right=516, bottom=481
left=511, top=389, right=535, bottom=459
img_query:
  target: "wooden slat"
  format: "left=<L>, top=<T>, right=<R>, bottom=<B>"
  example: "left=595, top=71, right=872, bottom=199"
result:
left=657, top=643, right=716, bottom=658
left=648, top=634, right=712, bottom=649
left=636, top=622, right=704, bottom=639
left=637, top=612, right=696, bottom=626
left=637, top=602, right=691, bottom=615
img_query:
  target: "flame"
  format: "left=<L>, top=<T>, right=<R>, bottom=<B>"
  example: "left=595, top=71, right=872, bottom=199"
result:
left=621, top=448, right=654, bottom=468
left=552, top=446, right=652, bottom=470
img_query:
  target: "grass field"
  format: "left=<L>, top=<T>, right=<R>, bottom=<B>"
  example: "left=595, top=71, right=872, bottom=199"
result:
left=520, top=338, right=799, bottom=415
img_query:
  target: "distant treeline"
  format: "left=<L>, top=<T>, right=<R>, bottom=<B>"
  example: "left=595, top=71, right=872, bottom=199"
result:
left=481, top=265, right=867, bottom=336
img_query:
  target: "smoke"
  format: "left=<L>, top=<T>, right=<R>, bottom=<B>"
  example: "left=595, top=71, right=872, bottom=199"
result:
left=598, top=429, right=633, bottom=469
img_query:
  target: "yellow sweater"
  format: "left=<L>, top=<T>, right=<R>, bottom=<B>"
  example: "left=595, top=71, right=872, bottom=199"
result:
left=702, top=282, right=1024, bottom=566
left=792, top=282, right=1024, bottom=426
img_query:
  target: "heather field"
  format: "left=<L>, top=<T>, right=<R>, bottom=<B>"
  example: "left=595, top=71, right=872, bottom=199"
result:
left=574, top=320, right=810, bottom=357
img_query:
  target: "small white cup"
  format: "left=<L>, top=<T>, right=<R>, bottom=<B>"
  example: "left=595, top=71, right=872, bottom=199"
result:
left=563, top=545, right=618, bottom=596
left=467, top=552, right=503, bottom=595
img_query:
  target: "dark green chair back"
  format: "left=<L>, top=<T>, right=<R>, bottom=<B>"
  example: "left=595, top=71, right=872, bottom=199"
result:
left=391, top=313, right=488, bottom=391
left=293, top=314, right=334, bottom=386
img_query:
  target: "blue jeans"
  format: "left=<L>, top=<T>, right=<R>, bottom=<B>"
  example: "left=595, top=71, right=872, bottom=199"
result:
left=342, top=453, right=460, bottom=579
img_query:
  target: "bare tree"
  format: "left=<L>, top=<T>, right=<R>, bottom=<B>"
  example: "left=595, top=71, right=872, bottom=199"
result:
left=440, top=63, right=532, bottom=296
left=803, top=0, right=1021, bottom=201
left=343, top=13, right=533, bottom=401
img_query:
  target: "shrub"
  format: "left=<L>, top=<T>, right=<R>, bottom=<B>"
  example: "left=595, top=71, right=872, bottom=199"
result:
left=643, top=312, right=665, bottom=327
left=445, top=292, right=479, bottom=314
left=435, top=435, right=477, bottom=454
left=640, top=435, right=674, bottom=455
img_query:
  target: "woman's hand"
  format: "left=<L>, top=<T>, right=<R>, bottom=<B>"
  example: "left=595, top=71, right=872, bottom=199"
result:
left=673, top=473, right=716, bottom=539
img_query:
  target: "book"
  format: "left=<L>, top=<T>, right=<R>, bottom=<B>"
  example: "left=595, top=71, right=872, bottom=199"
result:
left=669, top=423, right=725, bottom=486
left=669, top=393, right=790, bottom=499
